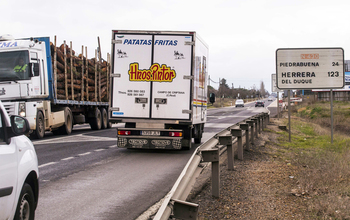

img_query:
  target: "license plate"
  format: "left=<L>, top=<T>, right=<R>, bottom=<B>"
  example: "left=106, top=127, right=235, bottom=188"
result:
left=141, top=131, right=160, bottom=136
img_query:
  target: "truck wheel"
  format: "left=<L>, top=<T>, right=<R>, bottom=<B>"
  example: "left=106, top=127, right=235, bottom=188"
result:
left=60, top=107, right=73, bottom=135
left=34, top=111, right=45, bottom=139
left=182, top=127, right=192, bottom=150
left=100, top=108, right=108, bottom=129
left=107, top=121, right=112, bottom=128
left=89, top=108, right=102, bottom=130
left=194, top=124, right=203, bottom=144
left=14, top=183, right=35, bottom=220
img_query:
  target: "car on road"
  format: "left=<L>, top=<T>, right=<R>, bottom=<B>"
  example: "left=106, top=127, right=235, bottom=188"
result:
left=255, top=100, right=265, bottom=107
left=268, top=96, right=274, bottom=101
left=235, top=99, right=245, bottom=107
left=0, top=101, right=39, bottom=220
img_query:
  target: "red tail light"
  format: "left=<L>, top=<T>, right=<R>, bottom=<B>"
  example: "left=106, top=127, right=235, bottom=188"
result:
left=118, top=130, right=131, bottom=135
left=169, top=132, right=183, bottom=137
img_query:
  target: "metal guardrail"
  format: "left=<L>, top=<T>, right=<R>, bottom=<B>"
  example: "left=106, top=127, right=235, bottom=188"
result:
left=153, top=111, right=270, bottom=220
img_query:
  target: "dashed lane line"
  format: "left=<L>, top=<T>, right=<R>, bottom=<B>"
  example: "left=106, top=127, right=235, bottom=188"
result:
left=61, top=157, right=75, bottom=161
left=38, top=145, right=119, bottom=169
left=78, top=152, right=91, bottom=156
left=33, top=134, right=117, bottom=145
left=38, top=162, right=58, bottom=168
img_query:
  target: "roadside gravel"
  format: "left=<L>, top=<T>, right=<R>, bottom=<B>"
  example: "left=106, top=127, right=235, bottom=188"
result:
left=188, top=117, right=311, bottom=219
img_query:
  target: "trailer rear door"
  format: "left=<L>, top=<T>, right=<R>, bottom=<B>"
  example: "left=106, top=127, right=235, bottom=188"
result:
left=151, top=34, right=192, bottom=120
left=111, top=34, right=152, bottom=118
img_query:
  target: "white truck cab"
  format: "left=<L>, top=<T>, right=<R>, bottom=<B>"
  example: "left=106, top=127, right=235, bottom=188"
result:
left=0, top=100, right=39, bottom=220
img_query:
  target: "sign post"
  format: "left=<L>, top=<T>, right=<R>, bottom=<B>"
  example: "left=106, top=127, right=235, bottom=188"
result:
left=272, top=74, right=283, bottom=119
left=276, top=48, right=344, bottom=143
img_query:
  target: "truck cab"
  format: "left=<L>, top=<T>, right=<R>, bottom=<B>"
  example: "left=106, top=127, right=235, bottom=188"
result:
left=0, top=100, right=39, bottom=220
left=0, top=36, right=53, bottom=138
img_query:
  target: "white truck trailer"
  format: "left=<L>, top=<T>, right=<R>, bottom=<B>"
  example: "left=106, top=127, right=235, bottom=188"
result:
left=0, top=35, right=110, bottom=139
left=110, top=30, right=208, bottom=149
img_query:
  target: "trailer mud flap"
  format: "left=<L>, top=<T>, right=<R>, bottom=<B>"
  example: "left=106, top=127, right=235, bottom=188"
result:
left=117, top=137, right=182, bottom=149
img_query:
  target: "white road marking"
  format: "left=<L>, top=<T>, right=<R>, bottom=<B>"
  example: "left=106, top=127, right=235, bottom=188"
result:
left=109, top=144, right=118, bottom=148
left=39, top=162, right=57, bottom=168
left=33, top=134, right=117, bottom=145
left=61, top=157, right=75, bottom=161
left=94, top=149, right=105, bottom=152
left=78, top=152, right=91, bottom=156
left=205, top=123, right=234, bottom=128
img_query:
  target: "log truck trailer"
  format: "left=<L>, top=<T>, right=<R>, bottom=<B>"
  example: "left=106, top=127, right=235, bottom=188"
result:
left=0, top=35, right=110, bottom=139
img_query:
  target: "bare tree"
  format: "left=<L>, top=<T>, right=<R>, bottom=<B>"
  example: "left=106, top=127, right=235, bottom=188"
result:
left=260, top=81, right=266, bottom=98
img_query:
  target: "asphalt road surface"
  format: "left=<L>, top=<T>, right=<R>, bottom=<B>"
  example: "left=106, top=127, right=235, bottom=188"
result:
left=33, top=98, right=277, bottom=220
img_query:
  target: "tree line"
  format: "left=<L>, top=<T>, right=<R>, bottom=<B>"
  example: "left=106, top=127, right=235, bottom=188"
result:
left=208, top=78, right=269, bottom=100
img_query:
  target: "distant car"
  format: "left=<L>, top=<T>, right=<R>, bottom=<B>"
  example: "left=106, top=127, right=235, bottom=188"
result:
left=255, top=100, right=265, bottom=107
left=235, top=99, right=244, bottom=107
left=268, top=96, right=274, bottom=101
left=0, top=100, right=39, bottom=220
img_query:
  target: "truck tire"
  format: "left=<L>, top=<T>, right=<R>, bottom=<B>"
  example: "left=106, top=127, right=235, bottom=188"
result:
left=182, top=127, right=192, bottom=150
left=89, top=108, right=102, bottom=130
left=194, top=124, right=203, bottom=144
left=60, top=107, right=73, bottom=135
left=107, top=121, right=112, bottom=128
left=100, top=107, right=108, bottom=129
left=33, top=111, right=45, bottom=139
left=14, top=183, right=35, bottom=220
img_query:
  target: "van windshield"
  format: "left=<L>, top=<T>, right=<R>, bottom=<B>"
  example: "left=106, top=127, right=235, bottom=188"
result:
left=0, top=51, right=30, bottom=82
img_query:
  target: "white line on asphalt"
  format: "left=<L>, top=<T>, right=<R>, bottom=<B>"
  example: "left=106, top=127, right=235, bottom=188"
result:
left=38, top=144, right=120, bottom=170
left=61, top=157, right=75, bottom=161
left=33, top=134, right=118, bottom=145
left=109, top=145, right=118, bottom=148
left=38, top=162, right=57, bottom=168
left=78, top=152, right=91, bottom=156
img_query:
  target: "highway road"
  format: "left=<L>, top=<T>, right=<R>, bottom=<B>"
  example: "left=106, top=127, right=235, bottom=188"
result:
left=33, top=99, right=277, bottom=220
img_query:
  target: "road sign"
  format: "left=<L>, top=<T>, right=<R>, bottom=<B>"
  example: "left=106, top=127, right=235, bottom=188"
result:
left=276, top=48, right=344, bottom=89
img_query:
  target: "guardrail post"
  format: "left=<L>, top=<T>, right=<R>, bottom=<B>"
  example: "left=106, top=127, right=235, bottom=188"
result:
left=231, top=128, right=243, bottom=160
left=252, top=118, right=258, bottom=138
left=257, top=114, right=262, bottom=134
left=240, top=123, right=250, bottom=151
left=262, top=113, right=266, bottom=129
left=239, top=124, right=250, bottom=150
left=264, top=113, right=269, bottom=127
left=246, top=120, right=255, bottom=146
left=201, top=147, right=220, bottom=198
left=219, top=135, right=234, bottom=170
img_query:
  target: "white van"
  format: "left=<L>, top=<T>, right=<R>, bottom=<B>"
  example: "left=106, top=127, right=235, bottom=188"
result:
left=0, top=100, right=39, bottom=220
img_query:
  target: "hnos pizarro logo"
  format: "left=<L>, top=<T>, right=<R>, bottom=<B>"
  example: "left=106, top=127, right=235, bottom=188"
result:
left=128, top=63, right=176, bottom=82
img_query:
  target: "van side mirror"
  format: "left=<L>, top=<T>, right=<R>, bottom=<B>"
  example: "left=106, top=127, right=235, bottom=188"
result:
left=10, top=115, right=30, bottom=136
left=30, top=63, right=40, bottom=77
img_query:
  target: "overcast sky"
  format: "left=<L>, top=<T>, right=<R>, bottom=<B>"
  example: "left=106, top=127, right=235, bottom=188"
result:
left=3, top=0, right=350, bottom=93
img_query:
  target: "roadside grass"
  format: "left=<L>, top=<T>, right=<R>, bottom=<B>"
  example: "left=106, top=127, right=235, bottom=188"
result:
left=294, top=101, right=350, bottom=135
left=274, top=107, right=350, bottom=219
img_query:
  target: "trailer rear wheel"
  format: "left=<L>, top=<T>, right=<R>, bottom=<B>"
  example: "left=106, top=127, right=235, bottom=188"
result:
left=194, top=124, right=203, bottom=144
left=33, top=111, right=45, bottom=139
left=89, top=108, right=102, bottom=130
left=182, top=127, right=192, bottom=150
left=107, top=121, right=112, bottom=128
left=100, top=107, right=108, bottom=129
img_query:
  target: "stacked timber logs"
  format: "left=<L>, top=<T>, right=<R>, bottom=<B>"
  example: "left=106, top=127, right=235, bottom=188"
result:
left=50, top=38, right=110, bottom=102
